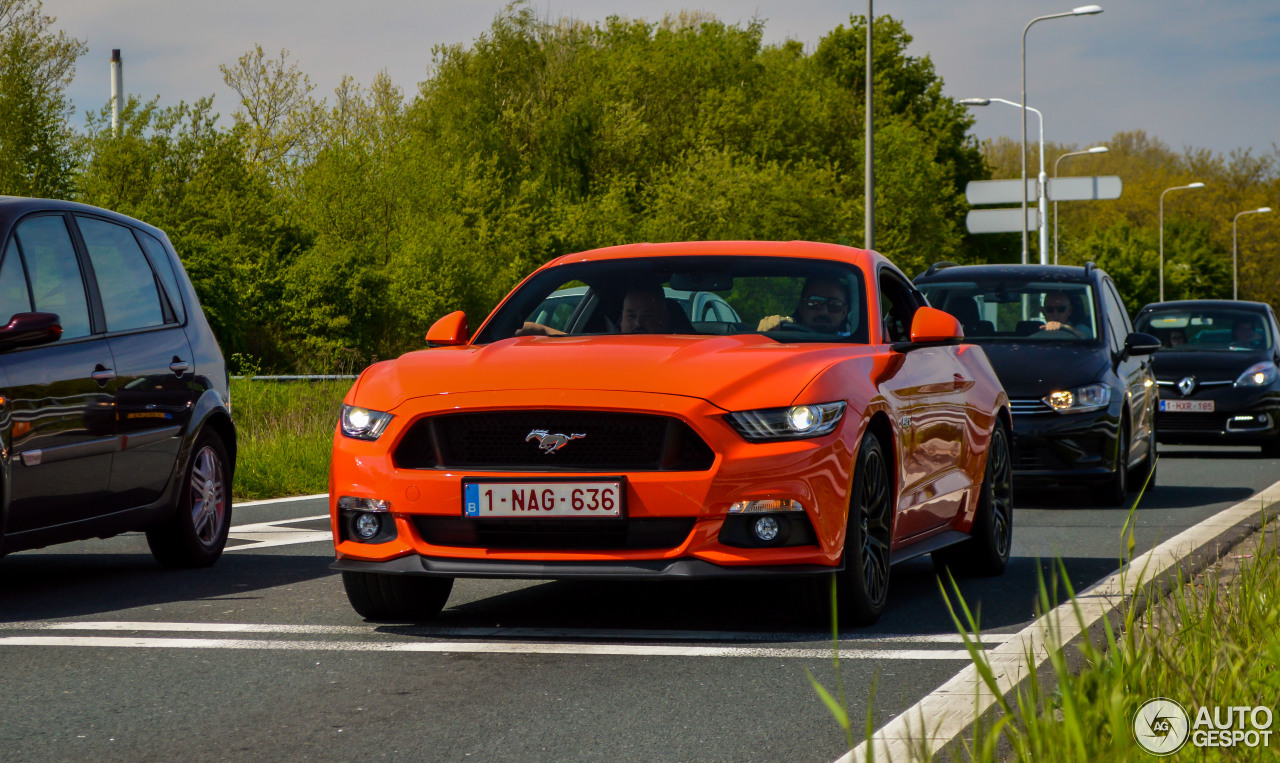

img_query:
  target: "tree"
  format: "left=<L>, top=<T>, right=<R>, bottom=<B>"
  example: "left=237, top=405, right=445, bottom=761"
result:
left=0, top=0, right=86, bottom=197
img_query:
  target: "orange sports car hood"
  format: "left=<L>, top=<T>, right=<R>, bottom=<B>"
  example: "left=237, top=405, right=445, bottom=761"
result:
left=353, top=335, right=877, bottom=413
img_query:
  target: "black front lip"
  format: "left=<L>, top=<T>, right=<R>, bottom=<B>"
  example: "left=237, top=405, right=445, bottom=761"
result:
left=332, top=555, right=841, bottom=580
left=1008, top=406, right=1119, bottom=483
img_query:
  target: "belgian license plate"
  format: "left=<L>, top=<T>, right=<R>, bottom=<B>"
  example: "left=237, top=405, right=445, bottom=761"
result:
left=1160, top=399, right=1214, bottom=413
left=463, top=481, right=623, bottom=518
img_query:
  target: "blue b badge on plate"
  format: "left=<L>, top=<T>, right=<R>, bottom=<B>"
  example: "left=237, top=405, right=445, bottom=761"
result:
left=464, top=483, right=480, bottom=517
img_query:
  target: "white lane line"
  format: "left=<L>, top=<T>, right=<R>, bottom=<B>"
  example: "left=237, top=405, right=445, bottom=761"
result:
left=0, top=620, right=1015, bottom=645
left=226, top=514, right=331, bottom=551
left=0, top=635, right=977, bottom=659
left=846, top=480, right=1280, bottom=762
left=234, top=494, right=327, bottom=508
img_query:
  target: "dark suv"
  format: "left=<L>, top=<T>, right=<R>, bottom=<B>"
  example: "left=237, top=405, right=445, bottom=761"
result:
left=915, top=263, right=1160, bottom=505
left=0, top=197, right=235, bottom=565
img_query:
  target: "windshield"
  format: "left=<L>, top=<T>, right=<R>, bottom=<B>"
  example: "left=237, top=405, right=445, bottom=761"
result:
left=918, top=280, right=1100, bottom=344
left=473, top=256, right=869, bottom=344
left=1136, top=307, right=1272, bottom=351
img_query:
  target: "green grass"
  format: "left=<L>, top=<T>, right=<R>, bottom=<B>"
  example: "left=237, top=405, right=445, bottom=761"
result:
left=230, top=378, right=350, bottom=500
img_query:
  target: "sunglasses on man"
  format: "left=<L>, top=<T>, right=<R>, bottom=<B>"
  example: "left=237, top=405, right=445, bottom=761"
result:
left=803, top=296, right=847, bottom=312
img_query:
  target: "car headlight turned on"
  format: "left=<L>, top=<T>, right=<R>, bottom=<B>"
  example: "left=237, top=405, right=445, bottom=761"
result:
left=725, top=402, right=846, bottom=441
left=1043, top=383, right=1111, bottom=413
left=340, top=404, right=394, bottom=440
left=1235, top=362, right=1279, bottom=388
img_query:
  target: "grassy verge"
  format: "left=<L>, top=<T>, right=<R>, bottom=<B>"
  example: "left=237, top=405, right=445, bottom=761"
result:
left=954, top=506, right=1279, bottom=761
left=230, top=378, right=350, bottom=501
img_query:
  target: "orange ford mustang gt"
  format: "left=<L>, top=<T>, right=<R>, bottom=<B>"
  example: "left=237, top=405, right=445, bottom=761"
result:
left=330, top=241, right=1012, bottom=625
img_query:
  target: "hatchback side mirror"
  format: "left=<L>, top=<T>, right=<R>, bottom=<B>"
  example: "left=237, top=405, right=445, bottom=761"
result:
left=426, top=311, right=469, bottom=346
left=1124, top=332, right=1161, bottom=357
left=0, top=312, right=62, bottom=351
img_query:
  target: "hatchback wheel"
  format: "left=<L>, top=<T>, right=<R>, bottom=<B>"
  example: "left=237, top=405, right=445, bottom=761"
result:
left=934, top=420, right=1013, bottom=577
left=146, top=431, right=232, bottom=568
left=1090, top=420, right=1130, bottom=507
left=343, top=571, right=454, bottom=621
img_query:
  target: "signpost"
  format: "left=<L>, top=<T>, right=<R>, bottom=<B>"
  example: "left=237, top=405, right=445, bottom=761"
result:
left=967, top=208, right=1040, bottom=234
left=965, top=175, right=1122, bottom=238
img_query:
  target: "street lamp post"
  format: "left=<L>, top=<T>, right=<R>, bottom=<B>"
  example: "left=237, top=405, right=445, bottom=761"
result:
left=1159, top=182, right=1206, bottom=302
left=1052, top=145, right=1108, bottom=264
left=1232, top=207, right=1272, bottom=300
left=1021, top=5, right=1103, bottom=264
left=961, top=97, right=1047, bottom=263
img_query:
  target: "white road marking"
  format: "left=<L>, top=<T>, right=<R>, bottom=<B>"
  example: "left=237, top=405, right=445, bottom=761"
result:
left=0, top=620, right=1015, bottom=645
left=234, top=494, right=327, bottom=508
left=846, top=480, right=1280, bottom=762
left=0, top=635, right=978, bottom=659
left=226, top=514, right=331, bottom=551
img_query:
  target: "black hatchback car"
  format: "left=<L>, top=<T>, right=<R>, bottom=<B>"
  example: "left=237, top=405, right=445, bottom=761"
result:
left=1134, top=300, right=1280, bottom=455
left=915, top=263, right=1160, bottom=505
left=0, top=197, right=235, bottom=565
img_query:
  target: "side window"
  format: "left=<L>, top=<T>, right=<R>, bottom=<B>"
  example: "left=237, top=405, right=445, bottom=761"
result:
left=1, top=240, right=33, bottom=319
left=1105, top=280, right=1134, bottom=333
left=136, top=230, right=186, bottom=323
left=14, top=215, right=92, bottom=339
left=76, top=216, right=165, bottom=333
left=1101, top=282, right=1128, bottom=354
left=878, top=270, right=919, bottom=343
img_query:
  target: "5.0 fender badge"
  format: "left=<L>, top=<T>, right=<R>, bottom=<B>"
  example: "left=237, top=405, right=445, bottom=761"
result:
left=526, top=429, right=586, bottom=454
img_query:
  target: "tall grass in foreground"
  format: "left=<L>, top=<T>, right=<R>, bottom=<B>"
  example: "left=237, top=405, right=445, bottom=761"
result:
left=948, top=497, right=1279, bottom=761
left=230, top=379, right=350, bottom=500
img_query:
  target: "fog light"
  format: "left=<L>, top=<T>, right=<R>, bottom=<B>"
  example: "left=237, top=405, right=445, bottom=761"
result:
left=753, top=516, right=781, bottom=542
left=353, top=512, right=382, bottom=540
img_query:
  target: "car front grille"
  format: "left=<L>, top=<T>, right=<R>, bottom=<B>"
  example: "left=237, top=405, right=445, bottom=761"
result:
left=393, top=411, right=715, bottom=471
left=412, top=516, right=696, bottom=550
left=1156, top=412, right=1226, bottom=433
left=1009, top=398, right=1053, bottom=415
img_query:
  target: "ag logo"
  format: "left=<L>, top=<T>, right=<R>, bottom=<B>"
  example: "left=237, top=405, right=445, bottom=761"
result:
left=1134, top=698, right=1190, bottom=755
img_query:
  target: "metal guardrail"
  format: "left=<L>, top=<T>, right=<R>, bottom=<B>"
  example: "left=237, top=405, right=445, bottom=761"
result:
left=230, top=375, right=358, bottom=382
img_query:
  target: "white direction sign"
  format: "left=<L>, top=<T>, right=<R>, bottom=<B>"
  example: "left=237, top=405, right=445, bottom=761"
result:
left=965, top=179, right=1037, bottom=205
left=1046, top=175, right=1123, bottom=201
left=966, top=207, right=1039, bottom=234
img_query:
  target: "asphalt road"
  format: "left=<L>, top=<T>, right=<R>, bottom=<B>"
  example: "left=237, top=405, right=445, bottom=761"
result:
left=1, top=445, right=1275, bottom=763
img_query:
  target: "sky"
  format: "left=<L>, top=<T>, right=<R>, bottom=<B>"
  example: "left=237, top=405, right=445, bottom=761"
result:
left=37, top=0, right=1280, bottom=158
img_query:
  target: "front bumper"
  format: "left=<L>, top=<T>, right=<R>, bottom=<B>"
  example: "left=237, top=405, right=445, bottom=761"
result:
left=1008, top=405, right=1119, bottom=485
left=329, top=389, right=861, bottom=575
left=1154, top=385, right=1280, bottom=445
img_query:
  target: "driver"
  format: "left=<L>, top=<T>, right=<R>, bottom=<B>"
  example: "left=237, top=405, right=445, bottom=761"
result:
left=1233, top=318, right=1263, bottom=347
left=1040, top=290, right=1083, bottom=334
left=619, top=282, right=671, bottom=334
left=757, top=277, right=850, bottom=333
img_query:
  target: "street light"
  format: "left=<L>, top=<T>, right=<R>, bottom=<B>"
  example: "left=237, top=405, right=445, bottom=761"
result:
left=1022, top=5, right=1103, bottom=264
left=1052, top=145, right=1108, bottom=264
left=1159, top=181, right=1205, bottom=302
left=961, top=97, right=1047, bottom=262
left=1232, top=207, right=1272, bottom=300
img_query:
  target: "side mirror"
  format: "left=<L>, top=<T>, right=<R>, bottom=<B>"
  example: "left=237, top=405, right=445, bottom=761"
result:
left=425, top=311, right=469, bottom=346
left=1124, top=332, right=1162, bottom=357
left=909, top=306, right=964, bottom=344
left=0, top=312, right=62, bottom=351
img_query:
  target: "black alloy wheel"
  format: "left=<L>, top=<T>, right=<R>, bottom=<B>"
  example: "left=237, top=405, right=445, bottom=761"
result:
left=146, top=430, right=232, bottom=568
left=934, top=420, right=1013, bottom=577
left=1091, top=418, right=1130, bottom=507
left=343, top=571, right=455, bottom=621
left=1129, top=422, right=1157, bottom=489
left=837, top=431, right=894, bottom=626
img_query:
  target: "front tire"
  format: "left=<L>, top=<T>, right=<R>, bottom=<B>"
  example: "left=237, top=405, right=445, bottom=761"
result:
left=832, top=431, right=894, bottom=627
left=1090, top=419, right=1129, bottom=507
left=933, top=420, right=1013, bottom=577
left=342, top=571, right=454, bottom=621
left=146, top=431, right=232, bottom=568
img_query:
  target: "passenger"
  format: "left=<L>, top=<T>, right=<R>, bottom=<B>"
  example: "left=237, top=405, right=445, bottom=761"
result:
left=757, top=277, right=850, bottom=333
left=1168, top=328, right=1187, bottom=347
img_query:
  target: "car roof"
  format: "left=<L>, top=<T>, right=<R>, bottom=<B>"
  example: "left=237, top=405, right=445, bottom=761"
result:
left=541, top=241, right=884, bottom=271
left=1138, top=299, right=1273, bottom=313
left=0, top=195, right=168, bottom=241
left=914, top=262, right=1100, bottom=284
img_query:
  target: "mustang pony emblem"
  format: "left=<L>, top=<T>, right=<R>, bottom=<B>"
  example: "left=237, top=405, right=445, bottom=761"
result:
left=526, top=429, right=587, bottom=454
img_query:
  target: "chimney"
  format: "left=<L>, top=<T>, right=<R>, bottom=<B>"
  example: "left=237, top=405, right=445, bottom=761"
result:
left=110, top=49, right=122, bottom=135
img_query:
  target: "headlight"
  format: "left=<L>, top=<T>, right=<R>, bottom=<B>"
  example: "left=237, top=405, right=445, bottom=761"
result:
left=1235, top=362, right=1278, bottom=388
left=340, top=404, right=394, bottom=440
left=1042, top=383, right=1111, bottom=413
left=726, top=402, right=846, bottom=441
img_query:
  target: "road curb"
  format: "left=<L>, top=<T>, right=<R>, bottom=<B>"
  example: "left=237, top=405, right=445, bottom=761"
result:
left=843, top=478, right=1280, bottom=762
left=233, top=493, right=328, bottom=508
